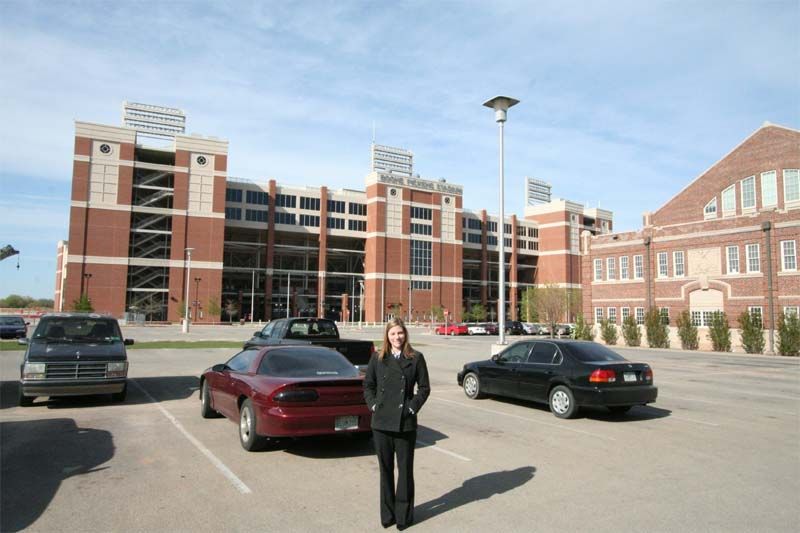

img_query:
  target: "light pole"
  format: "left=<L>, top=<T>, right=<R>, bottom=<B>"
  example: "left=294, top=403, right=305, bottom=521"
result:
left=193, top=277, right=202, bottom=322
left=286, top=271, right=291, bottom=318
left=182, top=247, right=194, bottom=333
left=407, top=277, right=412, bottom=323
left=483, top=95, right=520, bottom=346
left=250, top=269, right=255, bottom=324
left=358, top=279, right=364, bottom=328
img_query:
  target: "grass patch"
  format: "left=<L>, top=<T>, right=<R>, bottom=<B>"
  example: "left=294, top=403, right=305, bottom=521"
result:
left=1, top=341, right=24, bottom=351
left=129, top=340, right=246, bottom=350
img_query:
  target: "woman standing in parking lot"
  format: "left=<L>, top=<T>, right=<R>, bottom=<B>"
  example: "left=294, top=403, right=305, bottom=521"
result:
left=364, top=318, right=430, bottom=530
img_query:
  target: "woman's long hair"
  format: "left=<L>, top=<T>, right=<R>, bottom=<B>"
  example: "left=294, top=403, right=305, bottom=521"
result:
left=379, top=318, right=415, bottom=360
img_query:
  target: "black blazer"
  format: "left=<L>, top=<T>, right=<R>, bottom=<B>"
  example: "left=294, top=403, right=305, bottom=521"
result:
left=363, top=350, right=430, bottom=432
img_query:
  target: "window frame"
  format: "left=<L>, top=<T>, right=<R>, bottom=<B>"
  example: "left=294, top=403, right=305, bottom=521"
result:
left=746, top=243, right=760, bottom=273
left=634, top=255, right=644, bottom=280
left=721, top=185, right=736, bottom=215
left=740, top=175, right=756, bottom=210
left=784, top=169, right=799, bottom=204
left=726, top=245, right=740, bottom=274
left=594, top=307, right=604, bottom=323
left=780, top=240, right=797, bottom=271
left=703, top=197, right=717, bottom=219
left=594, top=259, right=602, bottom=281
left=606, top=257, right=616, bottom=281
left=620, top=256, right=629, bottom=280
left=761, top=171, right=777, bottom=208
left=657, top=251, right=668, bottom=278
left=673, top=251, right=685, bottom=278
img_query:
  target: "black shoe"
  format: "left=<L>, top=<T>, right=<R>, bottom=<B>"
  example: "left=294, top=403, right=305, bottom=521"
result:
left=396, top=524, right=410, bottom=531
left=382, top=519, right=395, bottom=528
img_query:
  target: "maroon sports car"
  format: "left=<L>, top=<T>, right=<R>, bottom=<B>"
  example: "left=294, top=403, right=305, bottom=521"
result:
left=200, top=345, right=372, bottom=451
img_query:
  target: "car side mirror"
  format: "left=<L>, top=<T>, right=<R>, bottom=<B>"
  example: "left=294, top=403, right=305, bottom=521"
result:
left=124, top=339, right=135, bottom=346
left=253, top=331, right=262, bottom=338
left=25, top=321, right=30, bottom=325
left=17, top=338, right=28, bottom=345
left=212, top=363, right=229, bottom=373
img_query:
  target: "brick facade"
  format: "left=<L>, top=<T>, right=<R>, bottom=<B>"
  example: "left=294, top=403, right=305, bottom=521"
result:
left=582, top=124, right=800, bottom=349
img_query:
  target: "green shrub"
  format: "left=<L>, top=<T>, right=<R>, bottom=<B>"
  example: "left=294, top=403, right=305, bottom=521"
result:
left=600, top=318, right=618, bottom=345
left=622, top=315, right=641, bottom=347
left=644, top=308, right=669, bottom=348
left=777, top=312, right=800, bottom=356
left=572, top=313, right=594, bottom=341
left=738, top=310, right=765, bottom=354
left=676, top=310, right=699, bottom=350
left=707, top=311, right=731, bottom=352
left=71, top=293, right=94, bottom=312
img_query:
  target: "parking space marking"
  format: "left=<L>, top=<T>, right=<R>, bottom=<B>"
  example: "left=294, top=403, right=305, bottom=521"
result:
left=431, top=396, right=617, bottom=442
left=665, top=395, right=798, bottom=417
left=416, top=439, right=471, bottom=462
left=130, top=380, right=252, bottom=495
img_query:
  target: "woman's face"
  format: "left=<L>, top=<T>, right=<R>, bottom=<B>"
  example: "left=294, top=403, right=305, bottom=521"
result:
left=388, top=325, right=405, bottom=351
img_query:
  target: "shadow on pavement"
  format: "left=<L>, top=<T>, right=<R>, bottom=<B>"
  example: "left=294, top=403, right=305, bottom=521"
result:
left=284, top=424, right=448, bottom=459
left=0, top=376, right=199, bottom=410
left=0, top=418, right=114, bottom=532
left=489, top=395, right=671, bottom=422
left=415, top=466, right=537, bottom=524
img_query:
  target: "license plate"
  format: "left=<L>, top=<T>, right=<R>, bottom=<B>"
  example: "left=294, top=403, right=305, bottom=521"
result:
left=335, top=415, right=359, bottom=431
left=624, top=372, right=637, bottom=382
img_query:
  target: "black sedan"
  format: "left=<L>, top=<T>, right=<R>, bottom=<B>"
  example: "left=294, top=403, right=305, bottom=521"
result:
left=456, top=340, right=657, bottom=418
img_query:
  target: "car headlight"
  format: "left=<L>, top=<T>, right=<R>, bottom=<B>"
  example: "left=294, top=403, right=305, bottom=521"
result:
left=107, top=362, right=128, bottom=378
left=23, top=363, right=46, bottom=380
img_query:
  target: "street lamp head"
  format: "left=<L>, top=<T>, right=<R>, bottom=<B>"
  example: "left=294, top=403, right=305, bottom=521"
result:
left=483, top=95, right=520, bottom=123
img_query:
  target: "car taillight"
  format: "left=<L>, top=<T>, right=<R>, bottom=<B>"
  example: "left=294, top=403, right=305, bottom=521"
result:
left=644, top=368, right=653, bottom=381
left=272, top=389, right=319, bottom=403
left=589, top=368, right=616, bottom=383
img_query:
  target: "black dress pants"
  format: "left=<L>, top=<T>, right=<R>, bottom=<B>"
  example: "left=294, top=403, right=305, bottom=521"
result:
left=373, top=428, right=416, bottom=527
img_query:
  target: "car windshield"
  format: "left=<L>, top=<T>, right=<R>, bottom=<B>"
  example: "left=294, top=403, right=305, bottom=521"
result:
left=32, top=317, right=121, bottom=343
left=0, top=317, right=24, bottom=325
left=566, top=342, right=627, bottom=362
left=286, top=319, right=338, bottom=339
left=258, top=347, right=359, bottom=378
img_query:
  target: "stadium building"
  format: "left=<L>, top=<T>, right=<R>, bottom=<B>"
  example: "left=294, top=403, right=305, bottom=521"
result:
left=54, top=102, right=612, bottom=322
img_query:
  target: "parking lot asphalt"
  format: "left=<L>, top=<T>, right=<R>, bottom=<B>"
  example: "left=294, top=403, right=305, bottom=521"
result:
left=1, top=330, right=798, bottom=532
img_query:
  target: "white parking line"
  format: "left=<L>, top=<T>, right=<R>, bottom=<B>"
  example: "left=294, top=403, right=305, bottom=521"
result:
left=663, top=395, right=798, bottom=417
left=130, top=380, right=252, bottom=495
left=432, top=396, right=617, bottom=442
left=416, top=439, right=471, bottom=462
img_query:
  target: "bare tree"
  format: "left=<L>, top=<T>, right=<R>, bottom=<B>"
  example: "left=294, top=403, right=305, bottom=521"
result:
left=224, top=299, right=240, bottom=324
left=535, top=284, right=567, bottom=338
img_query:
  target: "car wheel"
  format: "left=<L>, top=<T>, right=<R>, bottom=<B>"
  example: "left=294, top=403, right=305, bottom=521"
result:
left=468, top=330, right=473, bottom=335
left=239, top=399, right=264, bottom=451
left=608, top=405, right=632, bottom=415
left=111, top=383, right=127, bottom=403
left=450, top=330, right=456, bottom=336
left=549, top=385, right=578, bottom=419
left=463, top=372, right=485, bottom=399
left=18, top=388, right=34, bottom=407
left=200, top=380, right=220, bottom=418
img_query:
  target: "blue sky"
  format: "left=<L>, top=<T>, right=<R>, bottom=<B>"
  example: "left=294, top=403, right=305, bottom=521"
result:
left=1, top=0, right=798, bottom=299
